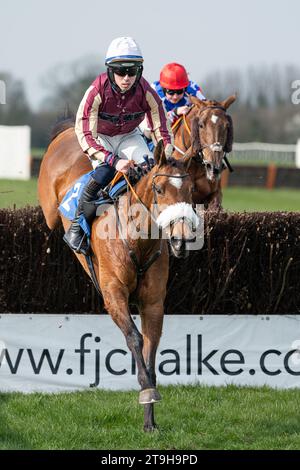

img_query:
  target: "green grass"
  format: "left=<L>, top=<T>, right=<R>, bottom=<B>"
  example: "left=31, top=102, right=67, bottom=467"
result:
left=0, top=179, right=299, bottom=212
left=31, top=148, right=45, bottom=158
left=0, top=384, right=299, bottom=450
left=223, top=187, right=300, bottom=212
left=0, top=179, right=38, bottom=208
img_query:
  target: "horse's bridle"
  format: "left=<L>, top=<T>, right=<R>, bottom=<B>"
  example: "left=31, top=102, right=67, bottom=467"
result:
left=151, top=171, right=189, bottom=208
left=114, top=166, right=190, bottom=278
left=195, top=105, right=227, bottom=176
left=175, top=105, right=233, bottom=176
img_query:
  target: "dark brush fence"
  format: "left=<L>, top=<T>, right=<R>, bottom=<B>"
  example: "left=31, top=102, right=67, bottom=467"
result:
left=1, top=206, right=300, bottom=314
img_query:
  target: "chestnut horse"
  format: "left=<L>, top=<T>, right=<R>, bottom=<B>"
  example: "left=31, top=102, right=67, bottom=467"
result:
left=38, top=124, right=199, bottom=431
left=172, top=95, right=236, bottom=209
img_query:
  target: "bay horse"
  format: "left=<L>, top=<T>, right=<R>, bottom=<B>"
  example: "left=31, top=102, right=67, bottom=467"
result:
left=172, top=95, right=236, bottom=209
left=38, top=123, right=199, bottom=431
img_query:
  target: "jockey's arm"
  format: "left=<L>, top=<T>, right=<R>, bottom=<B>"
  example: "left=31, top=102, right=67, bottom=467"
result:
left=187, top=79, right=206, bottom=101
left=144, top=87, right=174, bottom=158
left=167, top=109, right=178, bottom=125
left=75, top=86, right=119, bottom=168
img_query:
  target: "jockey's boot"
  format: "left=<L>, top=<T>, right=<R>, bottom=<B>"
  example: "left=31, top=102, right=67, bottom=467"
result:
left=63, top=177, right=101, bottom=255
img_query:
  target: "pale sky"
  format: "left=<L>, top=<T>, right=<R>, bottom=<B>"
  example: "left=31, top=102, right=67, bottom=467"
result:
left=1, top=0, right=300, bottom=109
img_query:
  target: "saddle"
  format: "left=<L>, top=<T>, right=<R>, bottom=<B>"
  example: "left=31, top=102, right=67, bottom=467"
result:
left=59, top=159, right=155, bottom=237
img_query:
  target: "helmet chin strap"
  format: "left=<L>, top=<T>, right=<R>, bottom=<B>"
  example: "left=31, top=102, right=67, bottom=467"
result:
left=107, top=67, right=121, bottom=93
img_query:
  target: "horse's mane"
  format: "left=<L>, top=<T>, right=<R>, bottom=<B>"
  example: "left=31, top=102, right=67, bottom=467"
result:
left=50, top=108, right=75, bottom=143
left=202, top=99, right=223, bottom=107
left=165, top=157, right=184, bottom=168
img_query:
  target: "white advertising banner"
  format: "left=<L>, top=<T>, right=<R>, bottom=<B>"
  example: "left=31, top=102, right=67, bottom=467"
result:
left=0, top=125, right=31, bottom=180
left=0, top=315, right=300, bottom=393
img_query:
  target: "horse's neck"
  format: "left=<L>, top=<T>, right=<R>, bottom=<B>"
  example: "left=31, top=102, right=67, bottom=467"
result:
left=132, top=170, right=154, bottom=208
left=185, top=106, right=198, bottom=136
left=174, top=107, right=197, bottom=149
left=190, top=158, right=206, bottom=178
left=121, top=172, right=157, bottom=248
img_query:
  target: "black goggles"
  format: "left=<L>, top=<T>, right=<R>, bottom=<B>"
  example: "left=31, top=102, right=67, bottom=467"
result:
left=164, top=88, right=185, bottom=96
left=111, top=66, right=139, bottom=77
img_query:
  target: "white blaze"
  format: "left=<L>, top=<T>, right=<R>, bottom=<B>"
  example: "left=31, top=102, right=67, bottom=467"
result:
left=169, top=175, right=183, bottom=189
left=211, top=114, right=219, bottom=124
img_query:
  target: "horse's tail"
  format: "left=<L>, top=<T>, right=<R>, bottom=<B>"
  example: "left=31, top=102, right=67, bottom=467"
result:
left=50, top=106, right=75, bottom=142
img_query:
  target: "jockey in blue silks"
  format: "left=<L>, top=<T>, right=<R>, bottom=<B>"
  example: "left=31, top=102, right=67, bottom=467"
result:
left=152, top=62, right=206, bottom=125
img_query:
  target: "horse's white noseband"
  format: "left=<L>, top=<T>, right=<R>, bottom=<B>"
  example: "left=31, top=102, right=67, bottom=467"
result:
left=156, top=202, right=199, bottom=229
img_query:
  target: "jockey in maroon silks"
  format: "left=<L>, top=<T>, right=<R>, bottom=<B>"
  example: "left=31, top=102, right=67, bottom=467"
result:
left=63, top=37, right=174, bottom=255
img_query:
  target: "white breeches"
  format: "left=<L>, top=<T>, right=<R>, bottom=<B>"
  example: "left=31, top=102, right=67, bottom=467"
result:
left=91, top=128, right=153, bottom=169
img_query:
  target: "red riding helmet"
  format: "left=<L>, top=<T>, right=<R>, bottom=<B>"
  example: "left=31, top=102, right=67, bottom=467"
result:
left=159, top=63, right=189, bottom=90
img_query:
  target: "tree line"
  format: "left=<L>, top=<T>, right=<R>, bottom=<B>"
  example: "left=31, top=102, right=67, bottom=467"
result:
left=0, top=59, right=300, bottom=149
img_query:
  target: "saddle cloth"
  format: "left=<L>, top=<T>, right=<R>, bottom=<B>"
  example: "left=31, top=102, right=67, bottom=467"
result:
left=58, top=170, right=128, bottom=236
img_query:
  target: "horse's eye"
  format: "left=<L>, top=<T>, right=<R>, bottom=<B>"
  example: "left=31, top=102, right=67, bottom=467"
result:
left=156, top=185, right=164, bottom=195
left=199, top=121, right=204, bottom=129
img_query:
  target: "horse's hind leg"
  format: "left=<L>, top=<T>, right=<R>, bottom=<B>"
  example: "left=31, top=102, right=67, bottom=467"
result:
left=139, top=301, right=164, bottom=432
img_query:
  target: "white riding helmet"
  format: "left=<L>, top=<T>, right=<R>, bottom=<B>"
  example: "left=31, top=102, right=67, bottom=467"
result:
left=105, top=37, right=144, bottom=65
left=105, top=37, right=144, bottom=92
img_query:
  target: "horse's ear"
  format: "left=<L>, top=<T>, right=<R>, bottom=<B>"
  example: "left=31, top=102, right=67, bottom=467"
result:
left=154, top=139, right=166, bottom=167
left=220, top=94, right=237, bottom=110
left=189, top=95, right=207, bottom=108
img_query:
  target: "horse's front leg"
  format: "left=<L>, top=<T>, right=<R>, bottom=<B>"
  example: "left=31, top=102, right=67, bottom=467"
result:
left=103, top=283, right=159, bottom=404
left=138, top=301, right=164, bottom=432
left=206, top=182, right=223, bottom=211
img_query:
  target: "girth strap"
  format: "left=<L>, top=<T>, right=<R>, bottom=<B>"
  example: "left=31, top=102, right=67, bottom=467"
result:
left=129, top=247, right=162, bottom=278
left=85, top=252, right=102, bottom=297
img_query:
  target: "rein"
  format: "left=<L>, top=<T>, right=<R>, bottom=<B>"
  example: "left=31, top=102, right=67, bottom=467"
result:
left=172, top=108, right=192, bottom=156
left=114, top=168, right=189, bottom=278
left=83, top=167, right=189, bottom=292
left=174, top=105, right=233, bottom=173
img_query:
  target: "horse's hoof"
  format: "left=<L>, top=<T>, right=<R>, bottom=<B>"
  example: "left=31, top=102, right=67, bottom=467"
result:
left=143, top=424, right=159, bottom=433
left=139, top=388, right=161, bottom=404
